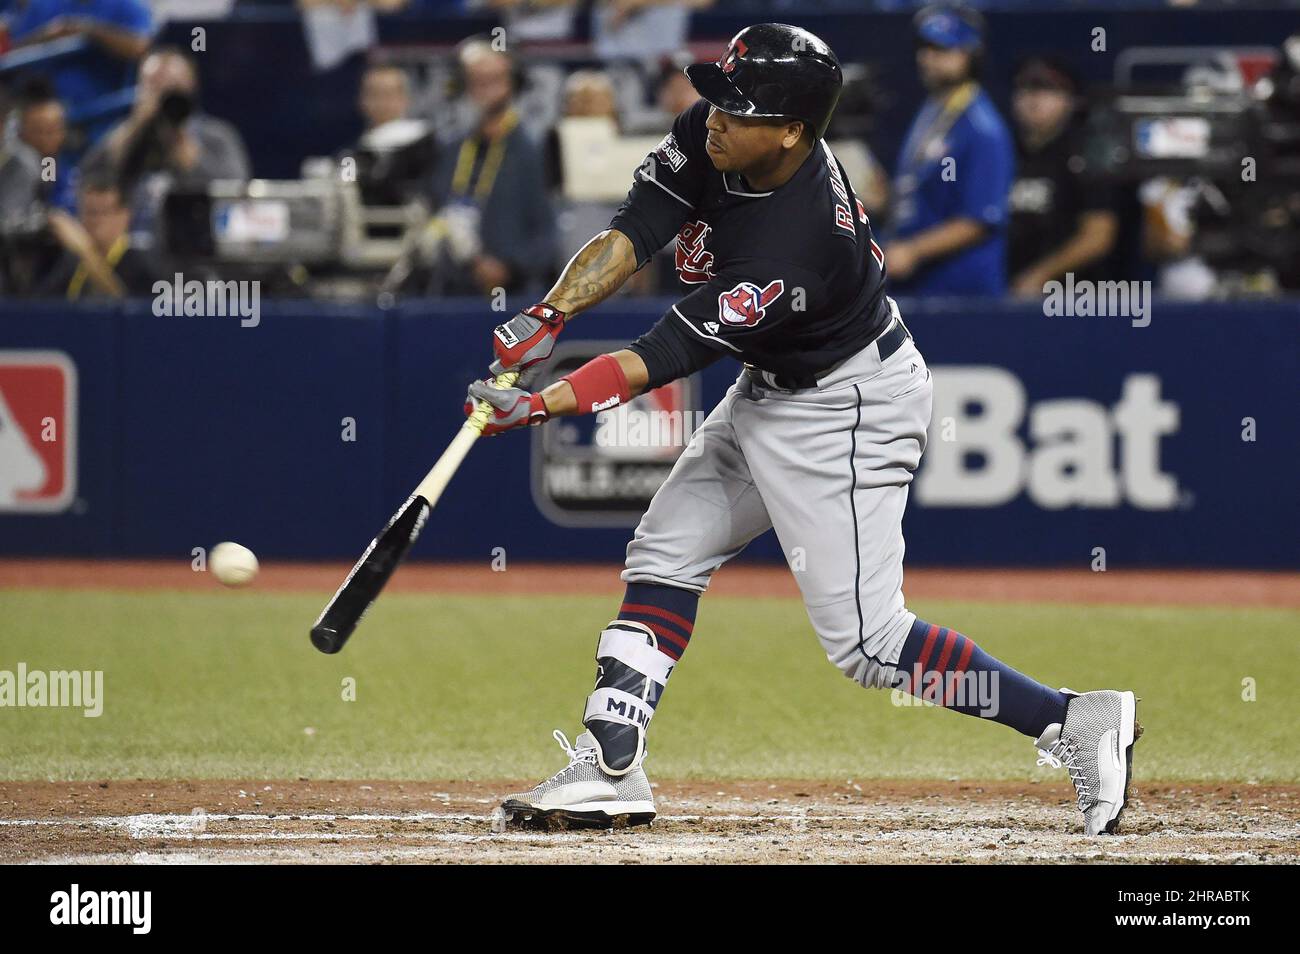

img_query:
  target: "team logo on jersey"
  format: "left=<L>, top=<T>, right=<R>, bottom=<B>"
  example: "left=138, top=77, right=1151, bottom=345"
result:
left=717, top=279, right=785, bottom=327
left=654, top=132, right=688, bottom=173
left=0, top=350, right=77, bottom=513
left=720, top=38, right=748, bottom=74
left=674, top=220, right=714, bottom=284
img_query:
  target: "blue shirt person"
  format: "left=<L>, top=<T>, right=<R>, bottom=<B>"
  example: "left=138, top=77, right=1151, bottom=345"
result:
left=884, top=4, right=1014, bottom=296
left=4, top=0, right=154, bottom=141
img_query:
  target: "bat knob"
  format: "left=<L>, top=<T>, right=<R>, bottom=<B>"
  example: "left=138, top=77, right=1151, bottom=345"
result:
left=311, top=624, right=345, bottom=654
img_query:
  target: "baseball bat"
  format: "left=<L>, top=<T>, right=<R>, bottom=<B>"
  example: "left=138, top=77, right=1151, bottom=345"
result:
left=309, top=370, right=519, bottom=654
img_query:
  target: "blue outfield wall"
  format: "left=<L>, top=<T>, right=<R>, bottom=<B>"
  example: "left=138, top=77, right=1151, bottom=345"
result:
left=0, top=298, right=1296, bottom=568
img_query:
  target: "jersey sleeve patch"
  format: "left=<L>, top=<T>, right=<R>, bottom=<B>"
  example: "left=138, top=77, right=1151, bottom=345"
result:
left=655, top=132, right=689, bottom=173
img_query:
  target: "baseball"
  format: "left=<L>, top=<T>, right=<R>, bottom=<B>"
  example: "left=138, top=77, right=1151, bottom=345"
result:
left=209, top=541, right=259, bottom=587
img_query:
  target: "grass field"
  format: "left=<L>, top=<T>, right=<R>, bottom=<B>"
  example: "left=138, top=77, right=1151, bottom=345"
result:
left=3, top=588, right=1296, bottom=783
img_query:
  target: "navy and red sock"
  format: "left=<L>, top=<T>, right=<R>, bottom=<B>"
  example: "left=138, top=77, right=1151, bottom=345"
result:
left=893, top=617, right=1069, bottom=738
left=617, top=582, right=698, bottom=661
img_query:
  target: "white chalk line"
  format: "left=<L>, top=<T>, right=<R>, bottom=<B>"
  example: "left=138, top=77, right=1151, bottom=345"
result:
left=1, top=811, right=1297, bottom=846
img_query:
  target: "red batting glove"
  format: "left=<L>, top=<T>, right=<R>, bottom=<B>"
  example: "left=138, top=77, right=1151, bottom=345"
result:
left=489, top=303, right=566, bottom=377
left=465, top=379, right=550, bottom=437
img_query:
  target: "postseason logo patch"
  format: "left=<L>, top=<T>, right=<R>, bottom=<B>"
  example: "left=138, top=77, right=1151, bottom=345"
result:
left=655, top=132, right=688, bottom=173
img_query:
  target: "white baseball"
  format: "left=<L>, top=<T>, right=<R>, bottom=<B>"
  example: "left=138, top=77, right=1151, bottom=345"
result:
left=209, top=541, right=259, bottom=587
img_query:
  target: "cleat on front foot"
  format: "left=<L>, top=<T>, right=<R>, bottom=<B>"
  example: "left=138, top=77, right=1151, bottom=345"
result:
left=498, top=730, right=656, bottom=830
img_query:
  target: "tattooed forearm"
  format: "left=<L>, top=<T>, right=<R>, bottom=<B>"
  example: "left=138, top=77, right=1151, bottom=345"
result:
left=544, top=229, right=639, bottom=318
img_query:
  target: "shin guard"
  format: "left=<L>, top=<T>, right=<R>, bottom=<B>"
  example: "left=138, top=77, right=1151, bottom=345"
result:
left=582, top=620, right=675, bottom=775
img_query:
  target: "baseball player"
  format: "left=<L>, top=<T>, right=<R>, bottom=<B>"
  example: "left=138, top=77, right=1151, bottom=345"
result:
left=467, top=24, right=1140, bottom=836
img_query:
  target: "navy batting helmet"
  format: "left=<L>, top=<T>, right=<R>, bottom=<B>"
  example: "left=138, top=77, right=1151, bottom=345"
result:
left=685, top=23, right=843, bottom=141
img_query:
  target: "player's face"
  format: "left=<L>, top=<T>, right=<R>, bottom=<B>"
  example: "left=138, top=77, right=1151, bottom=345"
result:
left=703, top=107, right=799, bottom=173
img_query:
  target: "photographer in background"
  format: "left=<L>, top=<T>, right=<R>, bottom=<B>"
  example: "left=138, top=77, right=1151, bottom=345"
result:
left=34, top=174, right=162, bottom=299
left=341, top=63, right=437, bottom=207
left=83, top=47, right=249, bottom=237
left=1006, top=57, right=1117, bottom=296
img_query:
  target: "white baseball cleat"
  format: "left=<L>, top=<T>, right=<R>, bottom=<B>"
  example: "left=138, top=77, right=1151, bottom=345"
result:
left=499, top=730, right=656, bottom=830
left=1034, top=689, right=1142, bottom=836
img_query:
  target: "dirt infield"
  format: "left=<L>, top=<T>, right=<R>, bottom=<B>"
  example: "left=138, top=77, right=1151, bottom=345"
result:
left=2, top=559, right=1298, bottom=607
left=1, top=779, right=1296, bottom=864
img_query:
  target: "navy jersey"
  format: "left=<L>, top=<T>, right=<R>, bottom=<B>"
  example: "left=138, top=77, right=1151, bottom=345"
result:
left=610, top=100, right=891, bottom=387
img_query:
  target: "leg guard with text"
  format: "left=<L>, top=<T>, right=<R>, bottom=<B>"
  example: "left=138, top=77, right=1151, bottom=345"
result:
left=584, top=583, right=698, bottom=774
left=583, top=620, right=676, bottom=776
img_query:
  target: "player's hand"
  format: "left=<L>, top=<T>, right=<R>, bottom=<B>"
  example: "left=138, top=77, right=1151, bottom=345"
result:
left=465, top=379, right=550, bottom=437
left=489, top=303, right=566, bottom=377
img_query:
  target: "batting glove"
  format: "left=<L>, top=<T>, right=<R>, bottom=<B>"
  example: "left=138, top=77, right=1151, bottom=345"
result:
left=465, top=379, right=550, bottom=437
left=489, top=303, right=566, bottom=378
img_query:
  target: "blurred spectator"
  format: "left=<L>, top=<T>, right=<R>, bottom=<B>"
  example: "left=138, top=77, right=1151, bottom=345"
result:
left=430, top=38, right=556, bottom=296
left=591, top=0, right=714, bottom=66
left=563, top=69, right=619, bottom=124
left=14, top=79, right=77, bottom=214
left=35, top=174, right=161, bottom=298
left=342, top=63, right=436, bottom=206
left=0, top=124, right=43, bottom=235
left=1006, top=57, right=1117, bottom=296
left=544, top=67, right=620, bottom=188
left=298, top=0, right=409, bottom=73
left=478, top=0, right=578, bottom=44
left=546, top=67, right=662, bottom=293
left=656, top=52, right=699, bottom=118
left=824, top=65, right=890, bottom=218
left=5, top=0, right=155, bottom=142
left=83, top=47, right=250, bottom=235
left=360, top=63, right=411, bottom=130
left=1139, top=178, right=1217, bottom=299
left=885, top=4, right=1013, bottom=296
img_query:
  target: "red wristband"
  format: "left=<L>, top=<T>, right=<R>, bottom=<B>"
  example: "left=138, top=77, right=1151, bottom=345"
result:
left=527, top=390, right=550, bottom=423
left=561, top=353, right=631, bottom=414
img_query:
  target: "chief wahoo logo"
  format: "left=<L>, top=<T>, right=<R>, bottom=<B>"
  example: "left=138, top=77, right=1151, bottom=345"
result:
left=717, top=279, right=784, bottom=327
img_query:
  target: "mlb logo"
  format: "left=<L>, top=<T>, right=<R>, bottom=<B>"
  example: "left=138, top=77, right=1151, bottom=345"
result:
left=593, top=378, right=693, bottom=463
left=0, top=351, right=78, bottom=513
left=532, top=341, right=699, bottom=526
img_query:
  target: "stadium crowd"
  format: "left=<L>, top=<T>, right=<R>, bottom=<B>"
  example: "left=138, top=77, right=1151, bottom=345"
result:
left=2, top=0, right=1298, bottom=301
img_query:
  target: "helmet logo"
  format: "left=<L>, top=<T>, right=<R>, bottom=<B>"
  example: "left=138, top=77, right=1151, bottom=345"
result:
left=720, top=38, right=748, bottom=74
left=717, top=279, right=784, bottom=327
